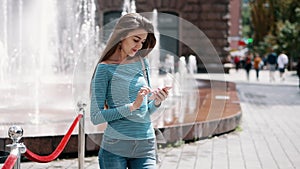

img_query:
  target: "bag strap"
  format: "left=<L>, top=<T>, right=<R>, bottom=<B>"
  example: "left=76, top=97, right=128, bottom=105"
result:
left=139, top=57, right=166, bottom=145
left=139, top=56, right=150, bottom=87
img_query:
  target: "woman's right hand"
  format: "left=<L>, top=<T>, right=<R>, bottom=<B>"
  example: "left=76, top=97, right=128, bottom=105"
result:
left=130, top=86, right=151, bottom=111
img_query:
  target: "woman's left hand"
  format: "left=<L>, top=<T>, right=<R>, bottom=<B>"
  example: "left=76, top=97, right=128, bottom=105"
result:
left=151, top=88, right=169, bottom=106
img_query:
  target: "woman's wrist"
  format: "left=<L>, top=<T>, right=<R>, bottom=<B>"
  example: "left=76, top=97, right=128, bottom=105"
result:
left=129, top=103, right=137, bottom=112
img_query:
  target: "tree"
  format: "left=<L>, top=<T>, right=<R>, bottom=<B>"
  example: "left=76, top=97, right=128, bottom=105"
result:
left=276, top=7, right=300, bottom=69
left=247, top=0, right=300, bottom=68
left=249, top=0, right=276, bottom=45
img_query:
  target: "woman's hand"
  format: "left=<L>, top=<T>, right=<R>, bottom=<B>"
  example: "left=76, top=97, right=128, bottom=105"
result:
left=151, top=87, right=170, bottom=107
left=130, top=86, right=151, bottom=111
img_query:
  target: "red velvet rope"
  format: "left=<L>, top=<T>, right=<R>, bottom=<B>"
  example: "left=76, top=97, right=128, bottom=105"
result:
left=1, top=153, right=18, bottom=169
left=24, top=114, right=83, bottom=163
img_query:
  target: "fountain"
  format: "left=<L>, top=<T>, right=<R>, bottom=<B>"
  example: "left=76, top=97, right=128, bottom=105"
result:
left=148, top=9, right=160, bottom=80
left=122, top=0, right=136, bottom=15
left=0, top=0, right=99, bottom=134
left=188, top=55, right=197, bottom=74
left=0, top=0, right=241, bottom=158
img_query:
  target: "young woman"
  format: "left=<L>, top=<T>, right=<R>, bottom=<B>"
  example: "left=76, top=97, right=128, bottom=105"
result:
left=90, top=13, right=169, bottom=169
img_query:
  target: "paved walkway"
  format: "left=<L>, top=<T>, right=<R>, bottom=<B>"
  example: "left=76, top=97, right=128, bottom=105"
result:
left=2, top=69, right=300, bottom=169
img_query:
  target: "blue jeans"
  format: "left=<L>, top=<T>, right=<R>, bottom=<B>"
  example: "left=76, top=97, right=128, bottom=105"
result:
left=98, top=136, right=156, bottom=169
left=99, top=148, right=156, bottom=169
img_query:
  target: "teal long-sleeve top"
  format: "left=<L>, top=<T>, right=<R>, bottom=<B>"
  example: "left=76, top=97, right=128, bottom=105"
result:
left=90, top=58, right=158, bottom=140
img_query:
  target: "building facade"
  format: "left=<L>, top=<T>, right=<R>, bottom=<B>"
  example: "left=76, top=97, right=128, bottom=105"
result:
left=96, top=0, right=236, bottom=72
left=228, top=0, right=242, bottom=50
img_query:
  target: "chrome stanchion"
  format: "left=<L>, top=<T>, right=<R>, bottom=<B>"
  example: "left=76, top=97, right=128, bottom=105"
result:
left=6, top=126, right=26, bottom=169
left=77, top=101, right=86, bottom=169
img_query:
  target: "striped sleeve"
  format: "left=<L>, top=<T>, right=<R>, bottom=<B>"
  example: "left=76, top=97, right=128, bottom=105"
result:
left=90, top=64, right=132, bottom=125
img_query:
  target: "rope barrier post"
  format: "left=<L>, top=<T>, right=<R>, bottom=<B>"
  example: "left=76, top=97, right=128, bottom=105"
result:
left=77, top=101, right=86, bottom=169
left=6, top=126, right=26, bottom=169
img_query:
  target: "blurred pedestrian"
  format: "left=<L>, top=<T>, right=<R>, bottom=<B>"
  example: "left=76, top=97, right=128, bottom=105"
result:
left=244, top=52, right=252, bottom=81
left=297, top=58, right=300, bottom=89
left=277, top=52, right=289, bottom=81
left=222, top=54, right=232, bottom=74
left=253, top=53, right=262, bottom=81
left=261, top=55, right=267, bottom=69
left=266, top=50, right=277, bottom=82
left=234, top=56, right=240, bottom=72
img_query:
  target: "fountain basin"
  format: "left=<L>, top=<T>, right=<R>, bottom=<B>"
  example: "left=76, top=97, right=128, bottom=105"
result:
left=0, top=78, right=241, bottom=158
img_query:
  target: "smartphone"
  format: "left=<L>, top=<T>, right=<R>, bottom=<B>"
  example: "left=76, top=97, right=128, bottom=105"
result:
left=162, top=86, right=172, bottom=92
left=149, top=86, right=172, bottom=100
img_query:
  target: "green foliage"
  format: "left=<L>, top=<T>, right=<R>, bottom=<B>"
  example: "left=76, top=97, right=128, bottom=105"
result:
left=166, top=140, right=185, bottom=148
left=274, top=7, right=300, bottom=59
left=247, top=0, right=300, bottom=60
left=242, top=3, right=252, bottom=37
left=249, top=0, right=275, bottom=44
left=235, top=125, right=243, bottom=132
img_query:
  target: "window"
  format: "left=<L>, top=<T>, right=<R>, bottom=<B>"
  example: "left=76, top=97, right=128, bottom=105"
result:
left=157, top=12, right=179, bottom=61
left=103, top=11, right=121, bottom=43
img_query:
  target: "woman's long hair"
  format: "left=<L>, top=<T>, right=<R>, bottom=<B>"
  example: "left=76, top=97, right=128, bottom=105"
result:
left=90, top=13, right=156, bottom=95
left=101, top=13, right=156, bottom=62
